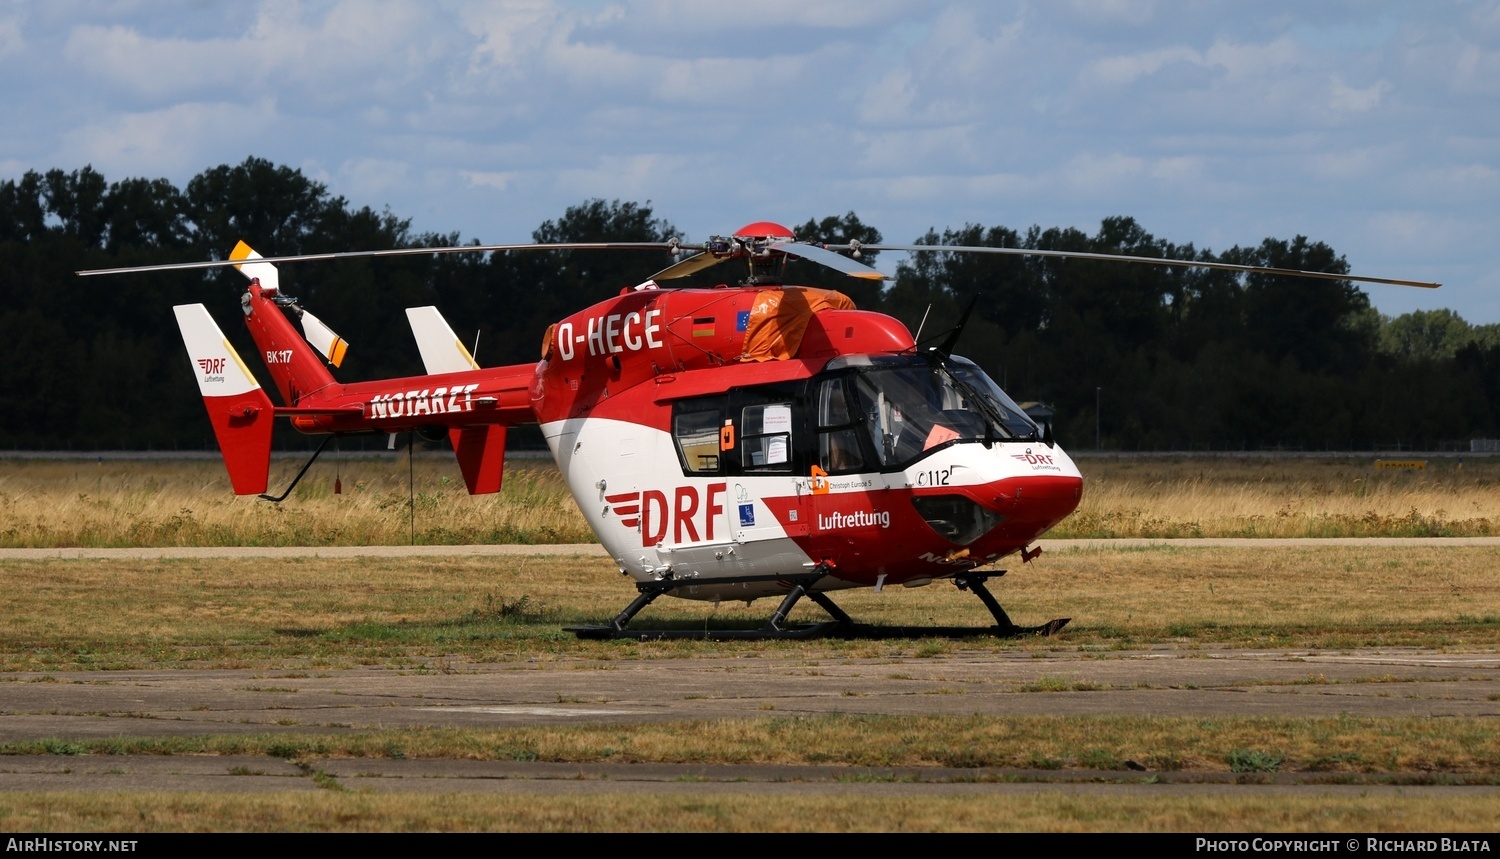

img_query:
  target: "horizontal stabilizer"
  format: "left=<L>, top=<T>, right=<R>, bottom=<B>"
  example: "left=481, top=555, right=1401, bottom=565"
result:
left=273, top=405, right=365, bottom=418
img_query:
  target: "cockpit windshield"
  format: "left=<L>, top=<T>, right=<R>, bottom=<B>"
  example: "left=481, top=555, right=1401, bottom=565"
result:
left=830, top=355, right=1039, bottom=470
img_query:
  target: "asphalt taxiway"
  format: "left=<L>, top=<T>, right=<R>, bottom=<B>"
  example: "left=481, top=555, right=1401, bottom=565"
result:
left=3, top=645, right=1498, bottom=795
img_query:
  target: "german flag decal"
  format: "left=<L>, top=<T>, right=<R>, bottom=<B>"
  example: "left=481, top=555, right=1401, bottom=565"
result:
left=692, top=316, right=715, bottom=337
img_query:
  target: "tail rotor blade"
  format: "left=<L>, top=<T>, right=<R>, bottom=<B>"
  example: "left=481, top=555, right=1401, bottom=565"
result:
left=229, top=241, right=280, bottom=293
left=299, top=309, right=349, bottom=368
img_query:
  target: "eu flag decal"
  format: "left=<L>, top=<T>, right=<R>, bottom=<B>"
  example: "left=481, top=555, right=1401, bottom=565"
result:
left=736, top=310, right=750, bottom=331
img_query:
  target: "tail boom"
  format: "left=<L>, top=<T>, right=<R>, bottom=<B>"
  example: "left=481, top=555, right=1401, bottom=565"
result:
left=183, top=272, right=540, bottom=498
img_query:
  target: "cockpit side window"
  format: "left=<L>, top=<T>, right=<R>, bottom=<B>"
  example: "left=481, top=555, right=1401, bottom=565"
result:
left=854, top=370, right=932, bottom=467
left=673, top=407, right=723, bottom=475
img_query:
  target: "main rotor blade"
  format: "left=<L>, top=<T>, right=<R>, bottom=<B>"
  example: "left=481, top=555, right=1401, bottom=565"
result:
left=76, top=242, right=680, bottom=277
left=845, top=244, right=1441, bottom=289
left=776, top=242, right=890, bottom=280
left=647, top=251, right=729, bottom=281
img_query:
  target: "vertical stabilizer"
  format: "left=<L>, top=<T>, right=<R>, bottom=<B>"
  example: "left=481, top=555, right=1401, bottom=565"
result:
left=405, top=305, right=505, bottom=494
left=406, top=306, right=480, bottom=373
left=452, top=425, right=507, bottom=494
left=173, top=304, right=275, bottom=495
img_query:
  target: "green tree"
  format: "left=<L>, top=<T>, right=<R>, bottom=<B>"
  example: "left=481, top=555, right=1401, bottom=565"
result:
left=1378, top=309, right=1475, bottom=362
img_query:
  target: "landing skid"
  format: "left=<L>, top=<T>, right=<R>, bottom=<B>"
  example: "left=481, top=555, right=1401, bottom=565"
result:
left=565, top=569, right=1069, bottom=642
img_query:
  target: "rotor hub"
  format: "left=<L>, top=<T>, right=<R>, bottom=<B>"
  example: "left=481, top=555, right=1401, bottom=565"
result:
left=733, top=221, right=794, bottom=240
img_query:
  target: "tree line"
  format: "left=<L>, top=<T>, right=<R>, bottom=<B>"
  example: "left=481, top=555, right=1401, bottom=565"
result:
left=1, top=157, right=1495, bottom=451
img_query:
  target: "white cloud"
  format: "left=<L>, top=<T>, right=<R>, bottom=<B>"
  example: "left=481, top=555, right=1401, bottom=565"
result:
left=64, top=25, right=248, bottom=100
left=856, top=6, right=1029, bottom=127
left=338, top=158, right=413, bottom=200
left=858, top=66, right=918, bottom=125
left=55, top=100, right=280, bottom=178
left=0, top=15, right=24, bottom=58
left=847, top=171, right=1039, bottom=207
left=1365, top=209, right=1467, bottom=255
left=1328, top=76, right=1391, bottom=112
left=1395, top=162, right=1500, bottom=203
left=1083, top=46, right=1201, bottom=87
left=853, top=126, right=989, bottom=173
left=1306, top=145, right=1397, bottom=181
left=1059, top=152, right=1147, bottom=193
left=461, top=169, right=517, bottom=191
left=556, top=154, right=672, bottom=199
left=5, top=2, right=1498, bottom=323
left=1062, top=0, right=1159, bottom=26
left=1201, top=36, right=1303, bottom=83
left=63, top=1, right=454, bottom=107
left=460, top=0, right=562, bottom=73
left=1147, top=156, right=1207, bottom=183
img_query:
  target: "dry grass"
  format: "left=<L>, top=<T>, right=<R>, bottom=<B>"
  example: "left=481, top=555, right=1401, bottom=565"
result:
left=1, top=545, right=1496, bottom=671
left=1, top=454, right=1495, bottom=546
left=7, top=714, right=1499, bottom=775
left=2, top=790, right=1498, bottom=833
left=0, top=455, right=592, bottom=547
left=2, top=455, right=1498, bottom=832
left=1058, top=455, right=1500, bottom=537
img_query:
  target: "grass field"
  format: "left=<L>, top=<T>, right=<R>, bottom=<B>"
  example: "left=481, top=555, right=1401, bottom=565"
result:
left=0, top=452, right=1495, bottom=546
left=0, top=454, right=1497, bottom=832
left=2, top=542, right=1499, bottom=831
left=3, top=545, right=1498, bottom=670
left=5, top=791, right=1496, bottom=834
left=1059, top=454, right=1500, bottom=538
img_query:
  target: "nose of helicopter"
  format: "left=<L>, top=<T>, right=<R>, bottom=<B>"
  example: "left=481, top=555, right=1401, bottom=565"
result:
left=909, top=471, right=1083, bottom=550
left=989, top=473, right=1084, bottom=530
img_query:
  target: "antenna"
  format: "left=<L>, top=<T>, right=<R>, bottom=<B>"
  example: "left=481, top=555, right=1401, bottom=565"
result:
left=934, top=294, right=980, bottom=357
left=913, top=304, right=932, bottom=344
left=408, top=431, right=416, bottom=546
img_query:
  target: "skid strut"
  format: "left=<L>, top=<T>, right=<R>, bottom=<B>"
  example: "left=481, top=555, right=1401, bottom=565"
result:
left=954, top=571, right=1070, bottom=637
left=570, top=569, right=843, bottom=641
left=606, top=581, right=671, bottom=632
left=259, top=435, right=335, bottom=503
left=568, top=565, right=1067, bottom=641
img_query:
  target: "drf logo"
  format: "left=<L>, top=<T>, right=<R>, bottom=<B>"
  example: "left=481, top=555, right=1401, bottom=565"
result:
left=1012, top=449, right=1056, bottom=467
left=197, top=358, right=226, bottom=375
left=606, top=483, right=726, bottom=546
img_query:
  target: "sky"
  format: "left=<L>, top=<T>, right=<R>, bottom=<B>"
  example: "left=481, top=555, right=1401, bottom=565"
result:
left=3, top=1, right=1497, bottom=322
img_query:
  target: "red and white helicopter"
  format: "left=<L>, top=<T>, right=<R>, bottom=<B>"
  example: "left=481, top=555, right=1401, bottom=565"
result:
left=82, top=222, right=1438, bottom=639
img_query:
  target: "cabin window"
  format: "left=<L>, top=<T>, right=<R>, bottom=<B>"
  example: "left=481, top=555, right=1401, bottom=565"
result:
left=673, top=409, right=723, bottom=474
left=739, top=402, right=794, bottom=473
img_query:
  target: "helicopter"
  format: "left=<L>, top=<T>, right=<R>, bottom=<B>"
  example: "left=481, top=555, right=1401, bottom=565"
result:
left=81, top=222, right=1439, bottom=640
